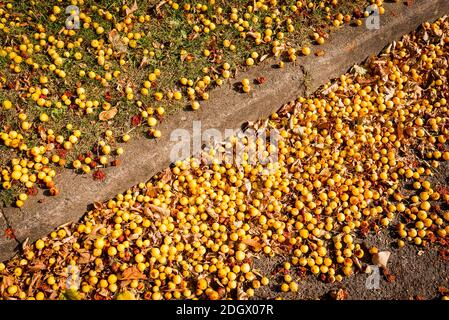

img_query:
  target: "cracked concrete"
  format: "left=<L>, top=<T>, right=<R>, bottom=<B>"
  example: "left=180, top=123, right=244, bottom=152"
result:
left=1, top=0, right=449, bottom=262
left=0, top=208, right=18, bottom=260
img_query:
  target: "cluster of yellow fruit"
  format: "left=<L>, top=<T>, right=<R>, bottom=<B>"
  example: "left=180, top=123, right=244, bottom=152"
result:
left=241, top=78, right=251, bottom=93
left=0, top=122, right=85, bottom=206
left=1, top=16, right=448, bottom=300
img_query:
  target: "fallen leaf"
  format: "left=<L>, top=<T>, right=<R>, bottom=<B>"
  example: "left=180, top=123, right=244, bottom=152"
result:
left=242, top=238, right=262, bottom=250
left=256, top=77, right=266, bottom=84
left=152, top=41, right=162, bottom=49
left=244, top=179, right=252, bottom=196
left=37, top=126, right=47, bottom=141
left=28, top=262, right=46, bottom=272
left=108, top=30, right=127, bottom=54
left=372, top=251, right=391, bottom=268
left=139, top=56, right=149, bottom=68
left=382, top=268, right=396, bottom=282
left=260, top=54, right=269, bottom=62
left=397, top=124, right=404, bottom=140
left=330, top=288, right=348, bottom=300
left=146, top=185, right=158, bottom=198
left=160, top=168, right=172, bottom=184
left=315, top=50, right=325, bottom=57
left=351, top=64, right=367, bottom=77
left=122, top=266, right=147, bottom=280
left=148, top=204, right=171, bottom=216
left=247, top=32, right=260, bottom=39
left=237, top=284, right=248, bottom=300
left=125, top=1, right=138, bottom=16
left=438, top=287, right=449, bottom=295
left=206, top=208, right=219, bottom=220
left=99, top=107, right=117, bottom=121
left=321, top=82, right=338, bottom=95
left=93, top=202, right=104, bottom=210
left=4, top=228, right=16, bottom=240
left=77, top=251, right=92, bottom=264
left=353, top=257, right=362, bottom=270
left=93, top=170, right=107, bottom=181
left=1, top=276, right=14, bottom=291
left=155, top=1, right=167, bottom=16
left=26, top=186, right=38, bottom=197
left=27, top=273, right=42, bottom=296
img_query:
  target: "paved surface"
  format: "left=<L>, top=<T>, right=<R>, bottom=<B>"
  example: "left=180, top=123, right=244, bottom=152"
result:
left=253, top=230, right=449, bottom=300
left=0, top=208, right=18, bottom=260
left=1, top=0, right=449, bottom=261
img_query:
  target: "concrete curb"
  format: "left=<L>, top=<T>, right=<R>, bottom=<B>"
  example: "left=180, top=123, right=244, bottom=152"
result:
left=0, top=208, right=18, bottom=260
left=1, top=0, right=448, bottom=261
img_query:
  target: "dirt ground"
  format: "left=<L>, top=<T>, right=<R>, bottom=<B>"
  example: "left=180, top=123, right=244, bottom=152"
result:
left=253, top=162, right=449, bottom=300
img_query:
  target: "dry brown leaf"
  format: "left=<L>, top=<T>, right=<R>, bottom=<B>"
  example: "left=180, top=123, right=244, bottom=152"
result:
left=108, top=29, right=120, bottom=43
left=22, top=237, right=31, bottom=251
left=438, top=287, right=449, bottom=294
left=49, top=291, right=59, bottom=300
left=139, top=56, right=149, bottom=68
left=206, top=208, right=219, bottom=220
left=1, top=276, right=14, bottom=291
left=148, top=204, right=171, bottom=216
left=93, top=202, right=104, bottom=210
left=125, top=1, right=138, bottom=16
left=108, top=30, right=127, bottom=53
left=372, top=251, right=391, bottom=268
left=160, top=168, right=172, bottom=185
left=242, top=238, right=262, bottom=250
left=397, top=125, right=404, bottom=140
left=99, top=107, right=117, bottom=121
left=155, top=1, right=167, bottom=16
left=237, top=285, right=248, bottom=300
left=146, top=185, right=158, bottom=198
left=121, top=266, right=147, bottom=280
left=260, top=54, right=269, bottom=62
left=246, top=32, right=260, bottom=39
left=152, top=41, right=163, bottom=49
left=77, top=251, right=92, bottom=264
left=330, top=288, right=348, bottom=300
left=28, top=262, right=46, bottom=272
left=87, top=224, right=105, bottom=239
left=315, top=50, right=325, bottom=57
left=27, top=273, right=42, bottom=296
left=98, top=288, right=110, bottom=297
left=37, top=126, right=47, bottom=141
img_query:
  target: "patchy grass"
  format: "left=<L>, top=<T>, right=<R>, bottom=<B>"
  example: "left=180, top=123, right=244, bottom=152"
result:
left=0, top=0, right=375, bottom=207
